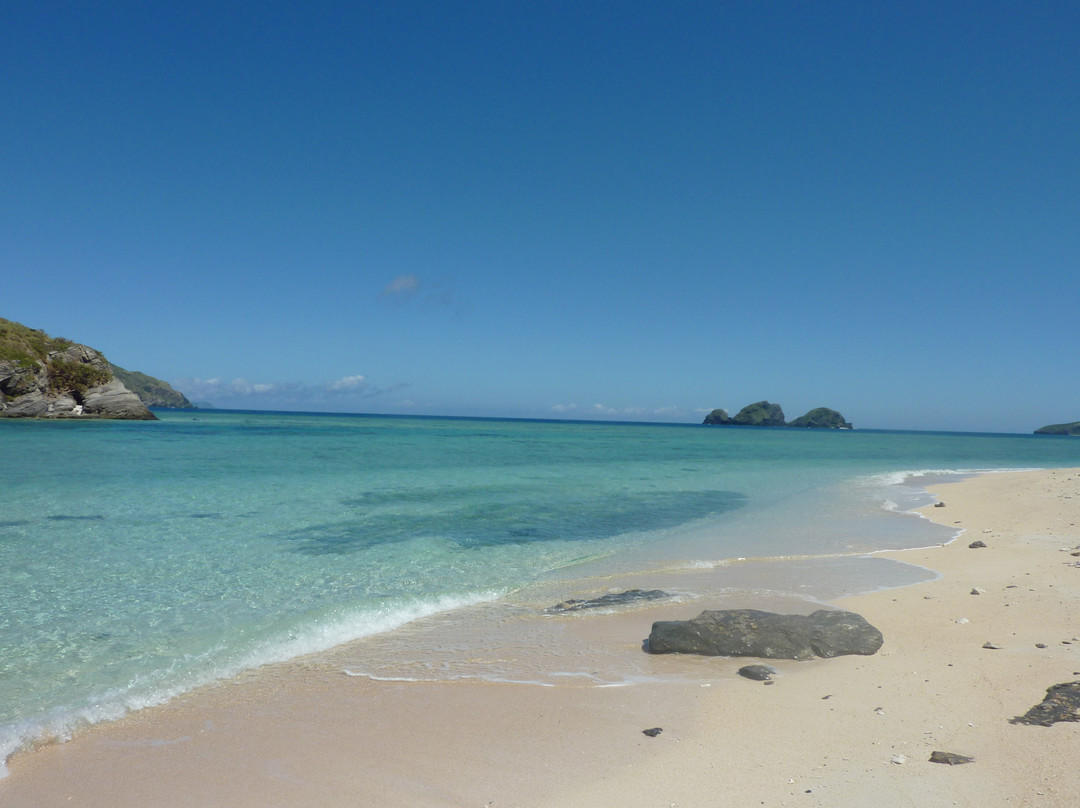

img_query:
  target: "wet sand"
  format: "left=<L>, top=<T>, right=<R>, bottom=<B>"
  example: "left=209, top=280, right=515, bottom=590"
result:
left=4, top=469, right=1079, bottom=807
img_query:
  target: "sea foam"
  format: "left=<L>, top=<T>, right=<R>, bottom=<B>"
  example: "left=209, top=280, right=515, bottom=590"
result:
left=0, top=590, right=500, bottom=779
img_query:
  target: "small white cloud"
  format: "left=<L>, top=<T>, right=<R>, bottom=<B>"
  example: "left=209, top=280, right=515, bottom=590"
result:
left=551, top=404, right=577, bottom=412
left=383, top=274, right=420, bottom=298
left=584, top=403, right=687, bottom=420
left=329, top=374, right=367, bottom=392
left=177, top=373, right=409, bottom=409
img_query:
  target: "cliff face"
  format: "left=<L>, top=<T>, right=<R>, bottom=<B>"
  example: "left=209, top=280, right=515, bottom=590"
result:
left=110, top=364, right=193, bottom=408
left=0, top=318, right=156, bottom=420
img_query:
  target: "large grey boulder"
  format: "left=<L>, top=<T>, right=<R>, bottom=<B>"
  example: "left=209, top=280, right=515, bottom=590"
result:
left=647, top=608, right=884, bottom=661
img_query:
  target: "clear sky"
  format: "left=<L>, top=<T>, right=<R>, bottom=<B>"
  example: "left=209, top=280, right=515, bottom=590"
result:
left=3, top=2, right=1078, bottom=432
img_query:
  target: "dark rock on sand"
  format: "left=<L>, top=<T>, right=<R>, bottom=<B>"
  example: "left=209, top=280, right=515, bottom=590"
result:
left=547, top=589, right=669, bottom=613
left=647, top=609, right=883, bottom=661
left=1009, top=681, right=1080, bottom=726
left=642, top=727, right=662, bottom=737
left=738, top=664, right=778, bottom=681
left=969, top=540, right=987, bottom=549
left=930, top=751, right=975, bottom=765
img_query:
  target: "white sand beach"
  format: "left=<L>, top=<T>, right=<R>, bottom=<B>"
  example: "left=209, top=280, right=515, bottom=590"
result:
left=4, top=469, right=1079, bottom=807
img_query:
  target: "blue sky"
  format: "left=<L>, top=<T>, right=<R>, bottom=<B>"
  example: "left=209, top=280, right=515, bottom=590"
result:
left=3, top=2, right=1078, bottom=432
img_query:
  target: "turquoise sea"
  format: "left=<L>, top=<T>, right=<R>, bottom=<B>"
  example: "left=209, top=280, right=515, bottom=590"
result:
left=4, top=409, right=1080, bottom=774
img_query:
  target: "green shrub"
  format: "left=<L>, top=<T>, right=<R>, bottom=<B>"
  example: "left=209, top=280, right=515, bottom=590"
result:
left=46, top=359, right=110, bottom=395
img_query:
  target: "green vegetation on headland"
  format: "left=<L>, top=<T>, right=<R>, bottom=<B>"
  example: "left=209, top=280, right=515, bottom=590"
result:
left=1034, top=421, right=1080, bottom=436
left=1, top=317, right=157, bottom=419
left=704, top=401, right=853, bottom=429
left=46, top=357, right=111, bottom=394
left=109, top=364, right=193, bottom=408
left=0, top=317, right=77, bottom=365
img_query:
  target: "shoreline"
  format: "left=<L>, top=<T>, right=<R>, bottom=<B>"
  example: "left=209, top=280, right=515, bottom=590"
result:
left=4, top=468, right=1080, bottom=806
left=0, top=463, right=957, bottom=770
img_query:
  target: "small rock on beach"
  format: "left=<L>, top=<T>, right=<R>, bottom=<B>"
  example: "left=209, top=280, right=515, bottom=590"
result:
left=930, top=751, right=975, bottom=765
left=547, top=589, right=670, bottom=613
left=738, top=664, right=778, bottom=681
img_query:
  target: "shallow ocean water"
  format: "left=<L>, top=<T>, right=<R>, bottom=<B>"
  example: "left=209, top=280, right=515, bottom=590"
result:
left=4, top=409, right=1080, bottom=772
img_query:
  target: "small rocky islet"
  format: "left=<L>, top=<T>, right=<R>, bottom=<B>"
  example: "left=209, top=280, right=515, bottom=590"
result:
left=703, top=401, right=853, bottom=429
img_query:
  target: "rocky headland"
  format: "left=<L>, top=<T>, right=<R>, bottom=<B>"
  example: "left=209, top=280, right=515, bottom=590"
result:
left=1, top=317, right=157, bottom=420
left=1034, top=421, right=1080, bottom=436
left=704, top=400, right=852, bottom=429
left=110, top=363, right=193, bottom=408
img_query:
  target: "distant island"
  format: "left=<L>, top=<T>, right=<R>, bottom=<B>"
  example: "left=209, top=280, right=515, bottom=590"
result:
left=704, top=401, right=853, bottom=429
left=0, top=317, right=187, bottom=419
left=1034, top=421, right=1080, bottom=436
